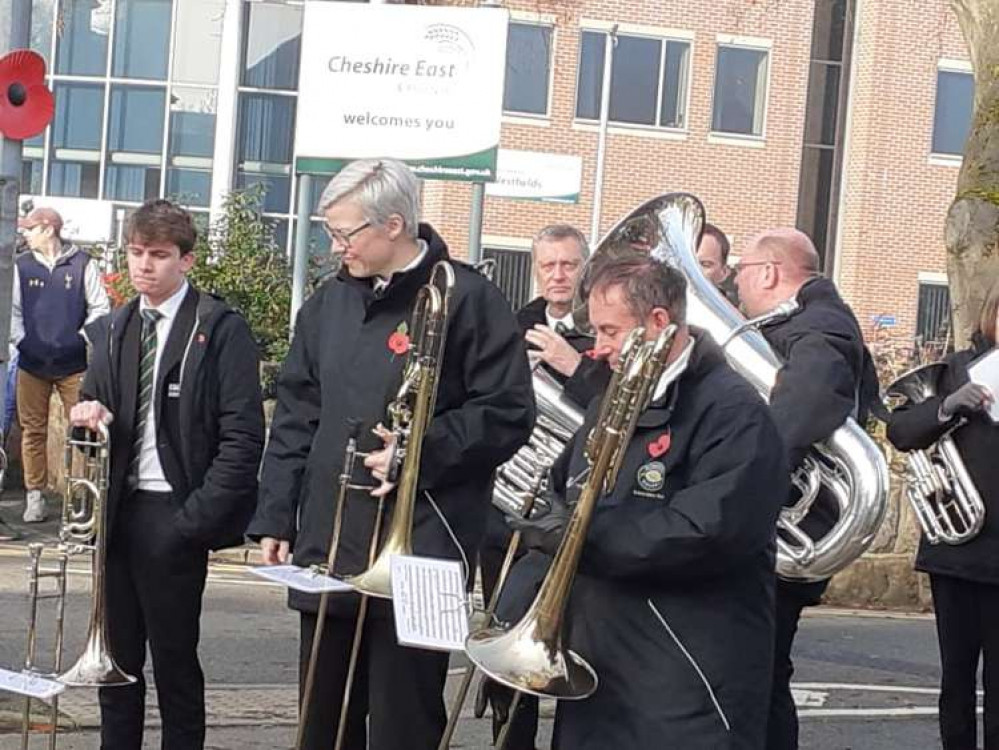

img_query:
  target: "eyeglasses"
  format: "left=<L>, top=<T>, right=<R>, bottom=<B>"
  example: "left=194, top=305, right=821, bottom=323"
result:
left=733, top=260, right=781, bottom=275
left=323, top=221, right=371, bottom=248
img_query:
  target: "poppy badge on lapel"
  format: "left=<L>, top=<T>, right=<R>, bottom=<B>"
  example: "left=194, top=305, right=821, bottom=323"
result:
left=647, top=430, right=671, bottom=458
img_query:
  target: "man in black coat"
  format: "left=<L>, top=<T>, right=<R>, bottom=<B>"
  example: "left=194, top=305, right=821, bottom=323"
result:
left=247, top=159, right=534, bottom=750
left=734, top=227, right=880, bottom=750
left=71, top=199, right=265, bottom=750
left=696, top=222, right=740, bottom=307
left=499, top=253, right=788, bottom=749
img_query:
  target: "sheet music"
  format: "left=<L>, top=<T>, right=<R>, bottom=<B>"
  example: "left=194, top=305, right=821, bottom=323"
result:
left=390, top=555, right=468, bottom=652
left=968, top=348, right=999, bottom=423
left=0, top=667, right=65, bottom=700
left=248, top=565, right=354, bottom=594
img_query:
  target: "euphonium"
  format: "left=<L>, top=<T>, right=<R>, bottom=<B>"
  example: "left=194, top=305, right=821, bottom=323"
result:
left=587, top=193, right=889, bottom=581
left=465, top=324, right=681, bottom=699
left=59, top=423, right=135, bottom=687
left=344, top=260, right=456, bottom=598
left=885, top=363, right=985, bottom=544
left=492, top=367, right=585, bottom=519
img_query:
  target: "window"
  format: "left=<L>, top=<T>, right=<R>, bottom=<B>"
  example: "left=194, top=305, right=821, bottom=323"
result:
left=916, top=282, right=951, bottom=345
left=112, top=0, right=172, bottom=80
left=575, top=31, right=690, bottom=129
left=712, top=46, right=769, bottom=136
left=241, top=2, right=303, bottom=90
left=55, top=0, right=110, bottom=76
left=48, top=82, right=104, bottom=198
left=167, top=87, right=217, bottom=207
left=173, top=0, right=226, bottom=86
left=484, top=247, right=533, bottom=310
left=105, top=85, right=166, bottom=202
left=932, top=69, right=974, bottom=156
left=504, top=22, right=553, bottom=116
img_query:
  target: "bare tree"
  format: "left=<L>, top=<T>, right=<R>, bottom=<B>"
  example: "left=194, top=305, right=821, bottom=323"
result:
left=946, top=0, right=999, bottom=347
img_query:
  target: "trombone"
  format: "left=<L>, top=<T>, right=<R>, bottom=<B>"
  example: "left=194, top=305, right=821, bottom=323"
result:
left=295, top=260, right=455, bottom=750
left=465, top=324, right=681, bottom=701
left=16, top=424, right=134, bottom=747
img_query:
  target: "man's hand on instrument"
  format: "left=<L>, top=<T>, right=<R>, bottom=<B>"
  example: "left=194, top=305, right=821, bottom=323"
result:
left=506, top=491, right=571, bottom=555
left=364, top=423, right=399, bottom=498
left=69, top=400, right=114, bottom=432
left=259, top=537, right=290, bottom=565
left=524, top=325, right=582, bottom=377
left=941, top=381, right=995, bottom=420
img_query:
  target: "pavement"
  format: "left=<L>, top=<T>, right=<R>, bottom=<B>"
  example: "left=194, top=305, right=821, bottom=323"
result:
left=0, top=488, right=983, bottom=749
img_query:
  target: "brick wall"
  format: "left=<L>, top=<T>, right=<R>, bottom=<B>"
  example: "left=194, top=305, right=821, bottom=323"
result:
left=421, top=0, right=970, bottom=349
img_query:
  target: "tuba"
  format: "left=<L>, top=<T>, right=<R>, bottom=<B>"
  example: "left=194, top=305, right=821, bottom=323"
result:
left=885, top=363, right=985, bottom=544
left=588, top=193, right=889, bottom=581
left=466, top=325, right=684, bottom=699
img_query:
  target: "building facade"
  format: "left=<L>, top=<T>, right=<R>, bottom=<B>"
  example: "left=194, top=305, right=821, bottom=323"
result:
left=19, top=0, right=974, bottom=346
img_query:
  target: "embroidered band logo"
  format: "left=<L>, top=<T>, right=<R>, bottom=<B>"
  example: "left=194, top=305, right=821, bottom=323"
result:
left=637, top=461, right=666, bottom=494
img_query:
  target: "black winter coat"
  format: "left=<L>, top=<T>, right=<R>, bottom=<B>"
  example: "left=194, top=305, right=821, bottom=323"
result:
left=886, top=338, right=999, bottom=585
left=82, top=287, right=266, bottom=551
left=499, top=333, right=788, bottom=750
left=516, top=296, right=595, bottom=386
left=248, top=225, right=535, bottom=616
left=761, top=277, right=879, bottom=576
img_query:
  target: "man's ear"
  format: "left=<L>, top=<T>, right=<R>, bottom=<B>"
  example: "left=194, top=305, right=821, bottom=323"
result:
left=649, top=307, right=672, bottom=330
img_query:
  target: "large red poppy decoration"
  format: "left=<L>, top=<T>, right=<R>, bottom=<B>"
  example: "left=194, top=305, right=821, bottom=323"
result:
left=0, top=50, right=55, bottom=141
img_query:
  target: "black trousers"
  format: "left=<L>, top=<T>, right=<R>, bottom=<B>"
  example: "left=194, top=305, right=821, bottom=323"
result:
left=298, top=602, right=449, bottom=750
left=99, top=491, right=209, bottom=750
left=930, top=573, right=999, bottom=750
left=479, top=506, right=540, bottom=750
left=766, top=578, right=828, bottom=750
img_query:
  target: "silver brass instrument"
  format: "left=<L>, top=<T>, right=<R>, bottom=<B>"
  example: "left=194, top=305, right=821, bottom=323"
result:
left=465, top=324, right=681, bottom=700
left=885, top=363, right=985, bottom=544
left=492, top=367, right=584, bottom=519
left=59, top=423, right=135, bottom=687
left=590, top=193, right=889, bottom=581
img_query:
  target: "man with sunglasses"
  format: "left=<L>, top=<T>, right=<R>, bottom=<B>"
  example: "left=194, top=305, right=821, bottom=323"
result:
left=248, top=159, right=534, bottom=750
left=735, top=228, right=880, bottom=750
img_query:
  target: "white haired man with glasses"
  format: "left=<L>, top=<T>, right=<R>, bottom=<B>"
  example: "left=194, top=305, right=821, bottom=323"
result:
left=248, top=158, right=535, bottom=750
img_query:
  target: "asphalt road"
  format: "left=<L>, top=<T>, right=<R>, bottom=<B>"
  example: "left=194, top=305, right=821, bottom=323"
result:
left=0, top=544, right=977, bottom=750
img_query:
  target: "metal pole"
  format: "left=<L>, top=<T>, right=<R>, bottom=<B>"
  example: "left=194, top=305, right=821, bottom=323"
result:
left=290, top=173, right=313, bottom=333
left=468, top=182, right=485, bottom=264
left=0, top=0, right=32, bottom=406
left=589, top=26, right=617, bottom=248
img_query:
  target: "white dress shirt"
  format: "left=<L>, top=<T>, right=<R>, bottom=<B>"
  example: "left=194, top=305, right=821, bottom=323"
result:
left=545, top=308, right=575, bottom=331
left=136, top=280, right=189, bottom=492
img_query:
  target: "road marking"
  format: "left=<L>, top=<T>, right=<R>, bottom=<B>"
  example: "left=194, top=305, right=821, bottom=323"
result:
left=800, top=707, right=983, bottom=718
left=794, top=682, right=983, bottom=697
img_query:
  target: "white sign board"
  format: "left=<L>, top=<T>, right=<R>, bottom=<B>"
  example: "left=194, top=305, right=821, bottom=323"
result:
left=486, top=149, right=583, bottom=203
left=295, top=2, right=508, bottom=181
left=21, top=196, right=115, bottom=244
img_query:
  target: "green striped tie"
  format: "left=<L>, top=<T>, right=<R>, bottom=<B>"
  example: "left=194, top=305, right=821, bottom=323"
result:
left=130, top=308, right=162, bottom=478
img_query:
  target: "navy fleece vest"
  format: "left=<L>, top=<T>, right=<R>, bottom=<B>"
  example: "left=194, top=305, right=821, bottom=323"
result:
left=17, top=248, right=90, bottom=379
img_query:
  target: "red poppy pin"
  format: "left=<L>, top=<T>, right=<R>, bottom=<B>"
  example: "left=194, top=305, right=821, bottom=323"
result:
left=0, top=50, right=55, bottom=140
left=647, top=431, right=671, bottom=458
left=387, top=321, right=410, bottom=356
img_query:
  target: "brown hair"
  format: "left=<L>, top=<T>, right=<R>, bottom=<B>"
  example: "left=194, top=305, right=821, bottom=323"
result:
left=124, top=199, right=197, bottom=255
left=587, top=251, right=687, bottom=325
left=701, top=223, right=731, bottom=264
left=978, top=279, right=999, bottom=346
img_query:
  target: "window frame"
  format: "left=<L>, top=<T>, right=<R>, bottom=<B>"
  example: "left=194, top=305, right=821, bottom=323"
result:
left=502, top=18, right=556, bottom=121
left=572, top=25, right=694, bottom=134
left=930, top=60, right=974, bottom=162
left=708, top=37, right=773, bottom=142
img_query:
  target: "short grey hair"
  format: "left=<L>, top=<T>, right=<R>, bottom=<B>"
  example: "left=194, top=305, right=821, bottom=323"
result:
left=531, top=224, right=589, bottom=260
left=317, top=159, right=421, bottom=239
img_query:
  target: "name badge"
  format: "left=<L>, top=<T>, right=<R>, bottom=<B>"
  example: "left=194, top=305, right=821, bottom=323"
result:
left=167, top=383, right=181, bottom=399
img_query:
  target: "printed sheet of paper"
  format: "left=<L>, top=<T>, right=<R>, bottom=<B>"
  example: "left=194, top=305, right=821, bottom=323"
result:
left=390, top=555, right=469, bottom=652
left=0, top=667, right=65, bottom=700
left=968, top=349, right=999, bottom=423
left=248, top=565, right=354, bottom=594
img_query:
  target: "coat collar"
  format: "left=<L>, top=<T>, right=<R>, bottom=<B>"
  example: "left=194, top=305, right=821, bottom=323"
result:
left=636, top=328, right=725, bottom=428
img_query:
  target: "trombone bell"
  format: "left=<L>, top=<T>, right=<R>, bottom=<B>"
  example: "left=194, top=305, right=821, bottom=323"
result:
left=464, top=613, right=597, bottom=700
